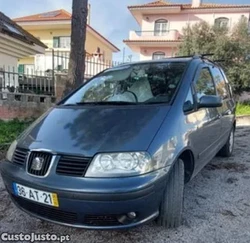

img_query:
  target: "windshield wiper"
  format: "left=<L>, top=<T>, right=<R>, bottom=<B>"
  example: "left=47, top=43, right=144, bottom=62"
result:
left=63, top=101, right=138, bottom=106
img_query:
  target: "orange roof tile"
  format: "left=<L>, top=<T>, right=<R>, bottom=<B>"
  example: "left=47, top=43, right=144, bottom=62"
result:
left=128, top=0, right=250, bottom=9
left=13, top=9, right=71, bottom=22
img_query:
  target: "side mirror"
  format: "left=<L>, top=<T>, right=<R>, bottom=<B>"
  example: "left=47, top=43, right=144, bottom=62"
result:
left=183, top=100, right=194, bottom=113
left=198, top=95, right=222, bottom=108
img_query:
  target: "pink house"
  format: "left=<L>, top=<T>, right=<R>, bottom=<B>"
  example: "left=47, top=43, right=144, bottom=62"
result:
left=124, top=0, right=250, bottom=60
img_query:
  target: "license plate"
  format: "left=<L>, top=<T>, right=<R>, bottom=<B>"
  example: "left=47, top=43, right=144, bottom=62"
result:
left=13, top=183, right=59, bottom=207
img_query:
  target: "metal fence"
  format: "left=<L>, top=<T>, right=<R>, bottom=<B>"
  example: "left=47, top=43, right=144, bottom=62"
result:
left=51, top=50, right=121, bottom=79
left=0, top=67, right=55, bottom=96
left=0, top=52, right=122, bottom=96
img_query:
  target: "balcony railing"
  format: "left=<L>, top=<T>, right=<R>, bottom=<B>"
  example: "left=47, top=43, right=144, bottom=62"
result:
left=129, top=30, right=181, bottom=41
left=135, top=31, right=170, bottom=36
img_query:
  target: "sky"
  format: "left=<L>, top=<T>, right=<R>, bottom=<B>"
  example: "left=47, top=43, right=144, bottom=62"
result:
left=0, top=0, right=249, bottom=62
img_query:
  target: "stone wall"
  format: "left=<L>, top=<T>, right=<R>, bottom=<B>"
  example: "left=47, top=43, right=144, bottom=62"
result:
left=0, top=73, right=71, bottom=120
left=0, top=92, right=55, bottom=120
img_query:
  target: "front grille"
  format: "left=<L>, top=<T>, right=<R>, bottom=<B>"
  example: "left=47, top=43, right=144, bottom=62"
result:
left=12, top=195, right=78, bottom=224
left=12, top=148, right=28, bottom=166
left=56, top=156, right=91, bottom=177
left=27, top=152, right=52, bottom=176
left=84, top=214, right=122, bottom=226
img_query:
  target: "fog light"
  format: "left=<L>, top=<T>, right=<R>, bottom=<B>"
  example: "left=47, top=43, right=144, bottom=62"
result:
left=127, top=212, right=136, bottom=219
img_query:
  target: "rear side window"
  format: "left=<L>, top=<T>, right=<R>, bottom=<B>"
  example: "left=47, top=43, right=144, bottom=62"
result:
left=210, top=66, right=230, bottom=99
left=195, top=67, right=216, bottom=100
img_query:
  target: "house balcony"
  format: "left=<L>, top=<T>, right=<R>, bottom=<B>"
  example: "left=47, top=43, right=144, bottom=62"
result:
left=129, top=29, right=182, bottom=41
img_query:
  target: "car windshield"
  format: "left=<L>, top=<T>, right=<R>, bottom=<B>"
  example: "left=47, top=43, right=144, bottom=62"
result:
left=63, top=62, right=187, bottom=105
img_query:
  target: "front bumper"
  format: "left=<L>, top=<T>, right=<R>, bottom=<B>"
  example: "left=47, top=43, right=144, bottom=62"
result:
left=0, top=160, right=169, bottom=229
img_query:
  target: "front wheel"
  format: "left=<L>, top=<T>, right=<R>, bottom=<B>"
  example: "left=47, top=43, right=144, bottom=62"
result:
left=156, top=158, right=184, bottom=228
left=218, top=128, right=235, bottom=157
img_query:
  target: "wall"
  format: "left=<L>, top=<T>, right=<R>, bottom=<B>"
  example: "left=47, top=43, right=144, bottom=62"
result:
left=18, top=28, right=114, bottom=71
left=0, top=53, right=18, bottom=87
left=139, top=47, right=178, bottom=60
left=25, top=29, right=71, bottom=50
left=0, top=53, right=17, bottom=69
left=0, top=92, right=54, bottom=120
left=18, top=57, right=35, bottom=66
left=141, top=11, right=250, bottom=33
left=134, top=10, right=250, bottom=60
left=85, top=31, right=113, bottom=61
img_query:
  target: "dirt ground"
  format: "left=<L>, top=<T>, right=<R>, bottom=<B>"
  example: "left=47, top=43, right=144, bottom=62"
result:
left=1, top=125, right=250, bottom=243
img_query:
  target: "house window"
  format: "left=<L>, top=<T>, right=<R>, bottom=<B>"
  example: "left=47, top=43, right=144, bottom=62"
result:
left=214, top=17, right=229, bottom=28
left=154, top=19, right=168, bottom=36
left=53, top=36, right=71, bottom=48
left=152, top=52, right=165, bottom=60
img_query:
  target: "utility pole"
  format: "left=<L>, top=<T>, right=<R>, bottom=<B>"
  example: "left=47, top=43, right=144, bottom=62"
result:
left=122, top=47, right=126, bottom=63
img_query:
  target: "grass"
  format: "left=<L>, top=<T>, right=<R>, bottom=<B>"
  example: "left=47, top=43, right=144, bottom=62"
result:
left=0, top=119, right=33, bottom=144
left=236, top=103, right=250, bottom=116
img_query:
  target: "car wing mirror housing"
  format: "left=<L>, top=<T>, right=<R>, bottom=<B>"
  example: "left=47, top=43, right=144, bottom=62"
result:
left=183, top=100, right=194, bottom=113
left=198, top=95, right=222, bottom=108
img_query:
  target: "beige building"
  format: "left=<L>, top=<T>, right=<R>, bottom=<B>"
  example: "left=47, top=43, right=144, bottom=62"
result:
left=13, top=9, right=119, bottom=74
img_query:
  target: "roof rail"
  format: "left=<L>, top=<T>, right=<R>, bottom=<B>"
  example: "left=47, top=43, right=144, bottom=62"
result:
left=172, top=53, right=214, bottom=59
left=170, top=55, right=194, bottom=58
left=172, top=53, right=225, bottom=67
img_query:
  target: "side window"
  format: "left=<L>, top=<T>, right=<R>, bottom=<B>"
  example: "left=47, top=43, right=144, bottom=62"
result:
left=211, top=67, right=230, bottom=99
left=183, top=87, right=194, bottom=112
left=195, top=67, right=216, bottom=100
left=152, top=51, right=165, bottom=60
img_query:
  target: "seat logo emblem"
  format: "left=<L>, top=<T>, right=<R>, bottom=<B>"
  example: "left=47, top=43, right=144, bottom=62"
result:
left=31, top=157, right=44, bottom=171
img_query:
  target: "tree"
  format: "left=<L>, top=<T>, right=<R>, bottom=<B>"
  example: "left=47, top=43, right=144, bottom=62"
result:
left=64, top=0, right=88, bottom=96
left=178, top=18, right=250, bottom=95
left=178, top=21, right=215, bottom=56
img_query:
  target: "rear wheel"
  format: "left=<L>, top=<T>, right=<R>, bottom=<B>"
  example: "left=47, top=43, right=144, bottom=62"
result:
left=156, top=158, right=184, bottom=228
left=218, top=128, right=235, bottom=157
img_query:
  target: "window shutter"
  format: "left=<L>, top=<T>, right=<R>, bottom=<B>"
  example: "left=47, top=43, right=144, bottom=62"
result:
left=18, top=64, right=24, bottom=74
left=53, top=37, right=59, bottom=48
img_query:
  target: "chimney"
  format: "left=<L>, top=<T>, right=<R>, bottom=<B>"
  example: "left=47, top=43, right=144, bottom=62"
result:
left=192, top=0, right=202, bottom=8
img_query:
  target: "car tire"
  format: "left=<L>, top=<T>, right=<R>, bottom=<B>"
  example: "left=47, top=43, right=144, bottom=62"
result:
left=218, top=127, right=235, bottom=157
left=156, top=158, right=184, bottom=228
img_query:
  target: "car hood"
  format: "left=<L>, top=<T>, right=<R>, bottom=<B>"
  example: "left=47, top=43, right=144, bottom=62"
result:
left=17, top=105, right=170, bottom=157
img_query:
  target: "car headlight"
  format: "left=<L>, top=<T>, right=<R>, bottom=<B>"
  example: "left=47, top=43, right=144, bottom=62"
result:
left=6, top=140, right=17, bottom=162
left=85, top=152, right=157, bottom=177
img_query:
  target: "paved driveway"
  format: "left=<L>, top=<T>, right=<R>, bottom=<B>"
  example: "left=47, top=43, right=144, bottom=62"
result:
left=1, top=125, right=250, bottom=243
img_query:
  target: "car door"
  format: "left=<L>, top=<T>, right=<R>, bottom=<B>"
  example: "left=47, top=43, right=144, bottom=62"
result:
left=185, top=64, right=221, bottom=171
left=210, top=65, right=235, bottom=145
